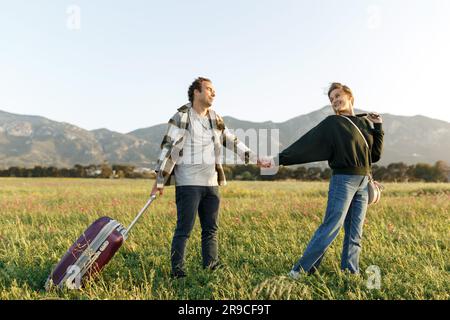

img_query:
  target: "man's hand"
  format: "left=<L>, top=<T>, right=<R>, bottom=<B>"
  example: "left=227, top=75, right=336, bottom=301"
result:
left=151, top=181, right=164, bottom=196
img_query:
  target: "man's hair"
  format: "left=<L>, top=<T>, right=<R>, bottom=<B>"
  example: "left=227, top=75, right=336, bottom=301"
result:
left=188, top=77, right=211, bottom=103
left=327, top=82, right=354, bottom=106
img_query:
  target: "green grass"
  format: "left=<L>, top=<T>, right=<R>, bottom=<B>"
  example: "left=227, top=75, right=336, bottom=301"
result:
left=0, top=178, right=449, bottom=300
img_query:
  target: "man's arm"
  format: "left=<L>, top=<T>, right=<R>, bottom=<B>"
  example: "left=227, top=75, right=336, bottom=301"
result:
left=215, top=113, right=271, bottom=167
left=221, top=126, right=258, bottom=164
left=152, top=114, right=183, bottom=194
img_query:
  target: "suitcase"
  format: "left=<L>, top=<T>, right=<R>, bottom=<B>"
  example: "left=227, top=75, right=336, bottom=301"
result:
left=45, top=195, right=156, bottom=290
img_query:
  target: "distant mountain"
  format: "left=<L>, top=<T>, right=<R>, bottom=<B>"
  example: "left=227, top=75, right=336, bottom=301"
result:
left=91, top=128, right=154, bottom=166
left=0, top=110, right=153, bottom=168
left=127, top=106, right=450, bottom=166
left=0, top=110, right=104, bottom=168
left=1, top=107, right=449, bottom=169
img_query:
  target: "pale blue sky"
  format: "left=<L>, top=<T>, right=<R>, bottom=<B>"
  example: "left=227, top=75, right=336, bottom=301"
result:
left=1, top=0, right=449, bottom=133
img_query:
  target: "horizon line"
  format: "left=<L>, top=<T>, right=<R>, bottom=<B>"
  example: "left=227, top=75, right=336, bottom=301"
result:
left=1, top=106, right=449, bottom=134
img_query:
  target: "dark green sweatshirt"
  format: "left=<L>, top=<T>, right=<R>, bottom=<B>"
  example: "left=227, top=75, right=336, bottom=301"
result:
left=276, top=115, right=384, bottom=175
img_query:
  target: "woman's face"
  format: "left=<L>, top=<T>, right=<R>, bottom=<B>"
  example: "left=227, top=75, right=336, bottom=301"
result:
left=329, top=88, right=353, bottom=115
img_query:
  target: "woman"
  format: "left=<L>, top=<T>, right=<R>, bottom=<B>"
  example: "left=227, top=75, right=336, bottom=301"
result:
left=274, top=82, right=384, bottom=277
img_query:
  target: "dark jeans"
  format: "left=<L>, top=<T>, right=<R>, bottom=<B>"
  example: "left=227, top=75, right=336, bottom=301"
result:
left=171, top=186, right=220, bottom=273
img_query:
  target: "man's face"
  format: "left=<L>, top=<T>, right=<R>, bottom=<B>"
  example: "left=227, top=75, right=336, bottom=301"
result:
left=195, top=81, right=216, bottom=107
left=329, top=88, right=352, bottom=115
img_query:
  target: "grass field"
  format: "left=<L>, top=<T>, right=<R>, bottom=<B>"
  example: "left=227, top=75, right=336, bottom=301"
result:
left=0, top=178, right=448, bottom=300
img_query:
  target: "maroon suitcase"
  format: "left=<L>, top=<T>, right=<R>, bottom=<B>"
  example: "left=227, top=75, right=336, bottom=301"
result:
left=45, top=195, right=156, bottom=290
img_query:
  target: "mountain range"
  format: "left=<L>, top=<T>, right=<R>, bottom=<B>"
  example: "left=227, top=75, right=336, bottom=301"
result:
left=1, top=107, right=449, bottom=169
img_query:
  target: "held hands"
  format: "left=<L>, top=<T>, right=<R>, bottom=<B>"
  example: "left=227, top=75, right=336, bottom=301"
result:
left=257, top=156, right=275, bottom=168
left=151, top=157, right=277, bottom=194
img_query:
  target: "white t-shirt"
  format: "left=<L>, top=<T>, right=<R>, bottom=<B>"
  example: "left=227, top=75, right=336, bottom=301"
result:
left=174, top=108, right=218, bottom=186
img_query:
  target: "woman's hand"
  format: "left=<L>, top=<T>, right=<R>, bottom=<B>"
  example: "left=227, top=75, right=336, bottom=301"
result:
left=367, top=112, right=383, bottom=124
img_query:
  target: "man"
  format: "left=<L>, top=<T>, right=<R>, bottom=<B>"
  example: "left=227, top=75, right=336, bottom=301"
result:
left=151, top=77, right=268, bottom=278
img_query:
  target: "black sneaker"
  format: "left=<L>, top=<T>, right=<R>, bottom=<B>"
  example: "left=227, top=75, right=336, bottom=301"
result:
left=204, top=261, right=225, bottom=271
left=170, top=270, right=187, bottom=279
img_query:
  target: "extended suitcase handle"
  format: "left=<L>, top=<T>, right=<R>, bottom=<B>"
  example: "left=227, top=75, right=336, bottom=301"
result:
left=122, top=194, right=156, bottom=240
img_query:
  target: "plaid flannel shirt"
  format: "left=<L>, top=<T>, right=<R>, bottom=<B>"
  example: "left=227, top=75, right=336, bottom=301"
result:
left=154, top=103, right=257, bottom=188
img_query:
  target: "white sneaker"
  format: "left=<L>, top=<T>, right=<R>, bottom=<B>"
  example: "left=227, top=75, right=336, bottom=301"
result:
left=287, top=270, right=300, bottom=280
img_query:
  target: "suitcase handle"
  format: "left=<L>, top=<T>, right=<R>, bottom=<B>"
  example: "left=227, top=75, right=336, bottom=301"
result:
left=122, top=194, right=156, bottom=240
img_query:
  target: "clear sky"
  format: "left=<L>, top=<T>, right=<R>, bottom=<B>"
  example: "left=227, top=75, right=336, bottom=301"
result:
left=1, top=0, right=449, bottom=133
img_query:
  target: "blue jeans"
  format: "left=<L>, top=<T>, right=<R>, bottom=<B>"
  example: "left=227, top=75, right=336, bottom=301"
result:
left=292, top=174, right=369, bottom=274
left=171, top=186, right=220, bottom=273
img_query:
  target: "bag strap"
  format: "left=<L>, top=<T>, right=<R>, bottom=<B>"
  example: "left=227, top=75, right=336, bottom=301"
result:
left=340, top=115, right=373, bottom=177
left=340, top=115, right=369, bottom=148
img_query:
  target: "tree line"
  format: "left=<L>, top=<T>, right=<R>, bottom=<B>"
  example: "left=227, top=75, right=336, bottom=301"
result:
left=0, top=161, right=448, bottom=182
left=225, top=161, right=449, bottom=182
left=0, top=164, right=154, bottom=179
